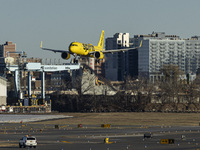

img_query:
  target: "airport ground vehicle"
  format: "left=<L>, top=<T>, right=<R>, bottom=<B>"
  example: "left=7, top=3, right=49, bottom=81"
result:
left=0, top=105, right=6, bottom=112
left=19, top=136, right=37, bottom=148
left=144, top=132, right=153, bottom=139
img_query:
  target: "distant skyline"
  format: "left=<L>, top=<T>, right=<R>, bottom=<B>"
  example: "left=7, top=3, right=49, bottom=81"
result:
left=1, top=0, right=200, bottom=60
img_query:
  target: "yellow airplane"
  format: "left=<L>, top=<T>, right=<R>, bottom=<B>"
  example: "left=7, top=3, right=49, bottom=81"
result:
left=40, top=30, right=142, bottom=60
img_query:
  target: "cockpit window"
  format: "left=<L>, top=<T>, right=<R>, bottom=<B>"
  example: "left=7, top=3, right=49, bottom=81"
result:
left=69, top=43, right=78, bottom=47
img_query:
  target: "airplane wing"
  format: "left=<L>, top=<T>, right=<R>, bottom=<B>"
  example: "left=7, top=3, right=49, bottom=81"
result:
left=102, top=40, right=142, bottom=54
left=40, top=41, right=68, bottom=53
left=102, top=47, right=138, bottom=54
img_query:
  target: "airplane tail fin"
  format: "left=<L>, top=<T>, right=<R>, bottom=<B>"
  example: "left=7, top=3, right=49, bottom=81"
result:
left=97, top=30, right=104, bottom=49
left=139, top=40, right=142, bottom=48
left=40, top=41, right=43, bottom=48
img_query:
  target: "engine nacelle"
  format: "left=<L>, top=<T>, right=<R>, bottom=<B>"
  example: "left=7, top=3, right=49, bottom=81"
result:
left=61, top=52, right=70, bottom=60
left=94, top=51, right=104, bottom=59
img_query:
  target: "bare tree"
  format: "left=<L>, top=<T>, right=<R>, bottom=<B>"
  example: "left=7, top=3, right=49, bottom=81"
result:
left=159, top=64, right=185, bottom=103
left=183, top=77, right=200, bottom=103
left=123, top=76, right=153, bottom=111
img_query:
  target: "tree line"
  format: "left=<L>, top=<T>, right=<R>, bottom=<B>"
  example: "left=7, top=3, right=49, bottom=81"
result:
left=50, top=64, right=200, bottom=112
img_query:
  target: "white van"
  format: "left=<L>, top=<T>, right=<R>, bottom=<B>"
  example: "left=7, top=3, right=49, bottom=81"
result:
left=19, top=136, right=37, bottom=148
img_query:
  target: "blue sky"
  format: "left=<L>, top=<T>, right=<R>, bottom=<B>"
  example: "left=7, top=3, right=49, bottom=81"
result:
left=1, top=0, right=200, bottom=59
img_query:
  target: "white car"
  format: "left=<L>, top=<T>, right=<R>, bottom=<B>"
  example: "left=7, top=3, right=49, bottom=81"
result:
left=19, top=136, right=37, bottom=148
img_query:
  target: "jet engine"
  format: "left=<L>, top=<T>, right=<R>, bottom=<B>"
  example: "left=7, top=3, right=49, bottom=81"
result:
left=61, top=52, right=70, bottom=60
left=94, top=51, right=104, bottom=59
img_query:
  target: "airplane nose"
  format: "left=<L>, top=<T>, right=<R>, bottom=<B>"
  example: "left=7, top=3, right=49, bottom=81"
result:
left=69, top=46, right=74, bottom=52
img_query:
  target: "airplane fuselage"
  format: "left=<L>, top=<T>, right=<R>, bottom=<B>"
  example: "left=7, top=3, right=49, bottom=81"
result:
left=69, top=42, right=104, bottom=56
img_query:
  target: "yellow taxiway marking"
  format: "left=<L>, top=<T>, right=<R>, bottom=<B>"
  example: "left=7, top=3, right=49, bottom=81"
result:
left=61, top=141, right=72, bottom=144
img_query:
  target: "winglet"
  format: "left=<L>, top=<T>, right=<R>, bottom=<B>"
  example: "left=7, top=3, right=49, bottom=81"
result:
left=139, top=40, right=142, bottom=48
left=40, top=41, right=43, bottom=48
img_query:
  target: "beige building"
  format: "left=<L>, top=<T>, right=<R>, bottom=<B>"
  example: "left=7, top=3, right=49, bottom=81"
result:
left=0, top=76, right=7, bottom=105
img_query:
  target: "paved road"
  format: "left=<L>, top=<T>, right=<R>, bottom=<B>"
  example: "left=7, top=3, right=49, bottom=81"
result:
left=0, top=123, right=200, bottom=150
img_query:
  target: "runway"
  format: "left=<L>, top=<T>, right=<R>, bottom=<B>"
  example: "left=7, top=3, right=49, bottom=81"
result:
left=0, top=114, right=72, bottom=123
left=0, top=123, right=200, bottom=149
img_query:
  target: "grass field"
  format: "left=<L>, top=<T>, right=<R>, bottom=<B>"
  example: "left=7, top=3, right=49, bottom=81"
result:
left=35, top=112, right=200, bottom=126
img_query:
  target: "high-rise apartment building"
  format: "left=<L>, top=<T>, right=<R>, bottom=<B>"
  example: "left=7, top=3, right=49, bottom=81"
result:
left=134, top=32, right=200, bottom=82
left=185, top=36, right=200, bottom=74
left=105, top=33, right=131, bottom=81
left=105, top=32, right=200, bottom=82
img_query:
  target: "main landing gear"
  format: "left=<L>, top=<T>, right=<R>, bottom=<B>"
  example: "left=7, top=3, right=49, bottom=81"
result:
left=71, top=58, right=79, bottom=64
